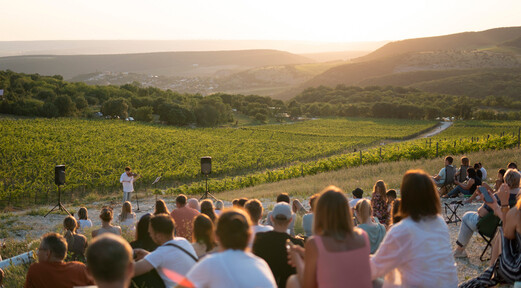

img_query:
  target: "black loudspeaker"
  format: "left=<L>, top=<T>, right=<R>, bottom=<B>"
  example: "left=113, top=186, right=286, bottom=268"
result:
left=55, top=165, right=65, bottom=186
left=201, top=157, right=212, bottom=175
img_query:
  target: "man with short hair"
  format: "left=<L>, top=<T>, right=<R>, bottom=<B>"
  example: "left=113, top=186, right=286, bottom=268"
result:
left=245, top=199, right=273, bottom=248
left=266, top=193, right=296, bottom=235
left=86, top=234, right=134, bottom=288
left=134, top=214, right=197, bottom=287
left=433, top=156, right=456, bottom=195
left=170, top=194, right=200, bottom=239
left=253, top=203, right=304, bottom=288
left=24, top=233, right=94, bottom=288
left=349, top=188, right=364, bottom=208
left=120, top=166, right=140, bottom=203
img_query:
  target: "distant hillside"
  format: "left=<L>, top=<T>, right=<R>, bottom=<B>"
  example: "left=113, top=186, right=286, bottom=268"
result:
left=358, top=26, right=521, bottom=61
left=300, top=50, right=371, bottom=62
left=0, top=49, right=313, bottom=79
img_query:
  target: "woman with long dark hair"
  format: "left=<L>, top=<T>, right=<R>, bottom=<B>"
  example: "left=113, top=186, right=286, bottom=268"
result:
left=63, top=216, right=87, bottom=261
left=191, top=214, right=217, bottom=258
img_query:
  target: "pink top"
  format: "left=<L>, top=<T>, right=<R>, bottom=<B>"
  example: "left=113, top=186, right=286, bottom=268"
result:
left=315, top=232, right=372, bottom=288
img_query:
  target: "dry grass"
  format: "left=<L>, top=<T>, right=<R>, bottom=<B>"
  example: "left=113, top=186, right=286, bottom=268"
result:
left=218, top=147, right=521, bottom=201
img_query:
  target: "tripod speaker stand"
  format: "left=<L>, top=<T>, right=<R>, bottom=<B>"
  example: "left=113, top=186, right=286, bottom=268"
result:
left=200, top=156, right=218, bottom=201
left=45, top=165, right=71, bottom=217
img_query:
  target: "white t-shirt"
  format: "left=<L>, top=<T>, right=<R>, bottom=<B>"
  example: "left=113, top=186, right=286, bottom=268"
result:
left=186, top=249, right=276, bottom=288
left=370, top=216, right=458, bottom=288
left=249, top=224, right=274, bottom=248
left=144, top=238, right=198, bottom=287
left=349, top=198, right=362, bottom=209
left=481, top=167, right=487, bottom=180
left=77, top=219, right=92, bottom=232
left=120, top=172, right=135, bottom=193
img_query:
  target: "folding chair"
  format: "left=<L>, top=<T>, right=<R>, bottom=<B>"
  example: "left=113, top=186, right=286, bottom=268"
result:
left=444, top=200, right=462, bottom=224
left=476, top=212, right=501, bottom=261
left=440, top=165, right=456, bottom=196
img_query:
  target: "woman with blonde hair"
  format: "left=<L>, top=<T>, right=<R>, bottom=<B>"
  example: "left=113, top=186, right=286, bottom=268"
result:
left=287, top=185, right=372, bottom=288
left=118, top=201, right=137, bottom=230
left=371, top=170, right=457, bottom=287
left=355, top=199, right=386, bottom=254
left=92, top=207, right=122, bottom=237
left=63, top=215, right=87, bottom=261
left=371, top=180, right=390, bottom=226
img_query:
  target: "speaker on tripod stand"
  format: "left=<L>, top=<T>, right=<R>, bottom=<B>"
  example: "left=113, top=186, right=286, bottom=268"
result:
left=200, top=157, right=217, bottom=200
left=45, top=165, right=71, bottom=217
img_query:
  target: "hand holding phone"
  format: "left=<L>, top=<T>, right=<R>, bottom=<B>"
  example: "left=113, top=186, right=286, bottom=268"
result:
left=478, top=186, right=494, bottom=203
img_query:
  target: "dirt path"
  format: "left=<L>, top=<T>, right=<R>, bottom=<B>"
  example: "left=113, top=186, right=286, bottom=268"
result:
left=416, top=121, right=453, bottom=139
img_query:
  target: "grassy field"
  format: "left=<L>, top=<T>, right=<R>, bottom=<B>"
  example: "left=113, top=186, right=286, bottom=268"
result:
left=0, top=117, right=435, bottom=207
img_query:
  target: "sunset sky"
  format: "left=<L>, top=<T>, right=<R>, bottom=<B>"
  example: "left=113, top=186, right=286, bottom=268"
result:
left=3, top=0, right=521, bottom=42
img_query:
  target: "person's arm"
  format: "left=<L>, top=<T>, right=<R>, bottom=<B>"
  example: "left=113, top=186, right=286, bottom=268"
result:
left=370, top=229, right=407, bottom=280
left=302, top=238, right=318, bottom=288
left=503, top=207, right=520, bottom=240
left=459, top=178, right=474, bottom=190
left=134, top=258, right=154, bottom=277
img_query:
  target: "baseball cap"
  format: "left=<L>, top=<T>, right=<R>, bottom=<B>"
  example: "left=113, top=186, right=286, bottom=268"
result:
left=272, top=202, right=292, bottom=220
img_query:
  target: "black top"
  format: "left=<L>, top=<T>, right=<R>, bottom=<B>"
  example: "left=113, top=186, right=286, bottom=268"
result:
left=469, top=175, right=482, bottom=194
left=252, top=231, right=304, bottom=288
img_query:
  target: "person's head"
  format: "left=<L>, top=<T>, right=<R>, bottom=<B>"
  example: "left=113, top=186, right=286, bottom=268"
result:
left=237, top=198, right=248, bottom=208
left=478, top=162, right=483, bottom=169
left=373, top=180, right=387, bottom=199
left=120, top=201, right=132, bottom=221
left=86, top=234, right=134, bottom=287
left=391, top=199, right=402, bottom=225
left=398, top=170, right=441, bottom=222
left=244, top=199, right=263, bottom=224
left=78, top=207, right=89, bottom=220
left=135, top=213, right=155, bottom=249
left=99, top=207, right=114, bottom=223
left=232, top=199, right=239, bottom=207
left=176, top=194, right=187, bottom=207
left=467, top=167, right=477, bottom=179
left=461, top=157, right=469, bottom=166
left=270, top=202, right=293, bottom=228
left=125, top=166, right=132, bottom=176
left=473, top=163, right=480, bottom=170
left=508, top=162, right=518, bottom=170
left=354, top=199, right=372, bottom=223
left=63, top=215, right=77, bottom=233
left=504, top=169, right=521, bottom=189
left=200, top=199, right=216, bottom=222
left=352, top=188, right=363, bottom=199
left=38, top=233, right=67, bottom=262
left=154, top=199, right=169, bottom=215
left=216, top=209, right=251, bottom=251
left=192, top=214, right=216, bottom=252
left=444, top=156, right=454, bottom=165
left=498, top=168, right=507, bottom=181
left=276, top=193, right=290, bottom=204
left=215, top=200, right=224, bottom=210
left=386, top=189, right=397, bottom=202
left=187, top=198, right=200, bottom=211
left=314, top=185, right=353, bottom=240
left=309, top=193, right=320, bottom=212
left=149, top=214, right=175, bottom=244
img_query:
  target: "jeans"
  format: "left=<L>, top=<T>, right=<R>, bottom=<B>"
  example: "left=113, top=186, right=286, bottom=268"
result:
left=123, top=191, right=132, bottom=203
left=446, top=185, right=470, bottom=197
left=456, top=211, right=480, bottom=247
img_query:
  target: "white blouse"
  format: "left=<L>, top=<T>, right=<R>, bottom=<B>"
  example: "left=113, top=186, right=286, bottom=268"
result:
left=370, top=216, right=458, bottom=288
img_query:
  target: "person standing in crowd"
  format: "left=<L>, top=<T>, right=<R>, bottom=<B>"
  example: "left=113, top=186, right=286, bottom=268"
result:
left=86, top=234, right=134, bottom=288
left=120, top=166, right=140, bottom=203
left=371, top=170, right=458, bottom=287
left=24, top=233, right=95, bottom=288
left=170, top=194, right=200, bottom=240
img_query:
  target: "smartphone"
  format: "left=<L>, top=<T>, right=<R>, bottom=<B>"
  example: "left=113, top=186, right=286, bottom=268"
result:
left=478, top=186, right=494, bottom=203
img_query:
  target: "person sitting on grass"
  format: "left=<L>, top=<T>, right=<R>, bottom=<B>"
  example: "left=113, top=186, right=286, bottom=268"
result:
left=494, top=168, right=507, bottom=191
left=390, top=198, right=402, bottom=226
left=371, top=180, right=390, bottom=226
left=444, top=167, right=480, bottom=199
left=24, top=233, right=95, bottom=288
left=170, top=194, right=200, bottom=240
left=386, top=189, right=397, bottom=214
left=237, top=197, right=249, bottom=208
left=63, top=215, right=88, bottom=262
left=371, top=170, right=458, bottom=287
left=118, top=201, right=137, bottom=230
left=245, top=199, right=273, bottom=248
left=253, top=202, right=304, bottom=288
left=86, top=234, right=134, bottom=288
left=292, top=199, right=307, bottom=216
left=349, top=188, right=364, bottom=208
left=354, top=199, right=386, bottom=254
left=200, top=199, right=217, bottom=223
left=267, top=193, right=296, bottom=235
left=214, top=200, right=224, bottom=215
left=302, top=194, right=319, bottom=237
left=154, top=199, right=170, bottom=215
left=192, top=214, right=218, bottom=259
left=129, top=213, right=161, bottom=288
left=76, top=207, right=92, bottom=233
left=287, top=186, right=372, bottom=288
left=183, top=209, right=276, bottom=288
left=188, top=198, right=201, bottom=211
left=92, top=207, right=122, bottom=238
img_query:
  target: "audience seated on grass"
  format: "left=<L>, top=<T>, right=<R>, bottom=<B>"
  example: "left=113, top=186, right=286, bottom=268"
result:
left=118, top=201, right=137, bottom=230
left=349, top=187, right=364, bottom=208
left=354, top=199, right=386, bottom=254
left=371, top=170, right=458, bottom=287
left=253, top=202, right=304, bottom=288
left=445, top=167, right=481, bottom=199
left=454, top=168, right=521, bottom=258
left=200, top=199, right=217, bottom=223
left=237, top=197, right=249, bottom=208
left=129, top=213, right=162, bottom=288
left=191, top=214, right=218, bottom=258
left=287, top=186, right=372, bottom=288
left=188, top=198, right=201, bottom=211
left=183, top=209, right=276, bottom=288
left=459, top=190, right=521, bottom=287
left=245, top=199, right=273, bottom=248
left=371, top=180, right=390, bottom=226
left=76, top=207, right=92, bottom=233
left=24, top=233, right=94, bottom=288
left=92, top=207, right=122, bottom=238
left=154, top=199, right=170, bottom=215
left=302, top=194, right=319, bottom=237
left=267, top=193, right=296, bottom=235
left=63, top=215, right=87, bottom=262
left=170, top=194, right=200, bottom=240
left=133, top=214, right=198, bottom=287
left=86, top=234, right=134, bottom=288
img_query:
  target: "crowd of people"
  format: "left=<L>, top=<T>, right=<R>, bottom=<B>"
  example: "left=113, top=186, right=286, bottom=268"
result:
left=17, top=159, right=521, bottom=288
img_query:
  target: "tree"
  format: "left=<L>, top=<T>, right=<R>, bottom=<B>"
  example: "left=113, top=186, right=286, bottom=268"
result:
left=194, top=97, right=232, bottom=126
left=54, top=95, right=76, bottom=117
left=101, top=98, right=129, bottom=119
left=133, top=106, right=154, bottom=122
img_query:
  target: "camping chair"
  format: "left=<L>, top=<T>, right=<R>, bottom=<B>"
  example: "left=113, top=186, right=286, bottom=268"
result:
left=476, top=212, right=501, bottom=261
left=440, top=165, right=456, bottom=196
left=444, top=200, right=462, bottom=224
left=457, top=165, right=469, bottom=183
